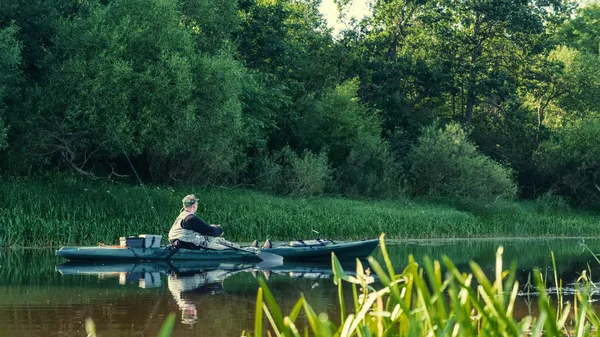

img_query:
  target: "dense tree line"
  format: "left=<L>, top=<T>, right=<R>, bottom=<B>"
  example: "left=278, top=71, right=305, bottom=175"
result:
left=0, top=0, right=598, bottom=204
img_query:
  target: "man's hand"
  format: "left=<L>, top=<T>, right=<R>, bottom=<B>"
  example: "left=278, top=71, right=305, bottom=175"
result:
left=210, top=224, right=224, bottom=236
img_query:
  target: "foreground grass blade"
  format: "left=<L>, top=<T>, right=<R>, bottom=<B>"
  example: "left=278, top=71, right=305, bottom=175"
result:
left=156, top=313, right=175, bottom=337
left=258, top=277, right=291, bottom=337
left=255, top=287, right=263, bottom=337
left=85, top=318, right=96, bottom=337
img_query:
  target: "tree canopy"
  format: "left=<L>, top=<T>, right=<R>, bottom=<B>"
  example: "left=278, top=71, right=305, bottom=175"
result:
left=0, top=0, right=598, bottom=204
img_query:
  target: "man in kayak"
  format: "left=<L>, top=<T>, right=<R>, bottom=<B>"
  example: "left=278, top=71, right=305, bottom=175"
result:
left=168, top=194, right=234, bottom=250
left=169, top=194, right=272, bottom=250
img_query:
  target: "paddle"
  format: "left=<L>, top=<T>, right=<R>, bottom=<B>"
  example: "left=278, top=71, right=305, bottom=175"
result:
left=216, top=242, right=283, bottom=264
left=212, top=221, right=282, bottom=263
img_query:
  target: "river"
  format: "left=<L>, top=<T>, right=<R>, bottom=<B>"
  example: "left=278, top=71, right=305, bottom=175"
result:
left=1, top=238, right=600, bottom=336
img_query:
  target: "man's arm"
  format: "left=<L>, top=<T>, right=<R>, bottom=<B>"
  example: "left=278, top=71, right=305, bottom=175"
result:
left=181, top=215, right=224, bottom=237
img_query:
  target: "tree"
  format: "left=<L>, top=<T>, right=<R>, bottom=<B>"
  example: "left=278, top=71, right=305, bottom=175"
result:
left=0, top=24, right=22, bottom=150
left=337, top=0, right=453, bottom=135
left=28, top=0, right=249, bottom=183
left=559, top=4, right=600, bottom=57
left=431, top=0, right=573, bottom=125
left=301, top=79, right=402, bottom=196
left=0, top=0, right=77, bottom=80
left=536, top=117, right=600, bottom=204
left=236, top=0, right=341, bottom=152
left=177, top=0, right=240, bottom=54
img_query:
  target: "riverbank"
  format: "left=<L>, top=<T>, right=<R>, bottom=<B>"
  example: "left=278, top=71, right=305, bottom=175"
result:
left=1, top=177, right=598, bottom=247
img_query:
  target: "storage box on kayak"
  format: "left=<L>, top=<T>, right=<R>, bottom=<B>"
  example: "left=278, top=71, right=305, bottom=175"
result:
left=120, top=236, right=144, bottom=248
left=139, top=234, right=162, bottom=248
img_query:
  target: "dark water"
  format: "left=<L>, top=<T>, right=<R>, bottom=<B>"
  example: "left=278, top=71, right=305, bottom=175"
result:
left=2, top=238, right=600, bottom=337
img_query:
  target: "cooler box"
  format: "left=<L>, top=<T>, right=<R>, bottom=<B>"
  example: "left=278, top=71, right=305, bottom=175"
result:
left=120, top=236, right=144, bottom=248
left=139, top=234, right=162, bottom=248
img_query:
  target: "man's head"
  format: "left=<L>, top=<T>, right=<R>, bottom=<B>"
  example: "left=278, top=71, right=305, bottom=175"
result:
left=182, top=194, right=198, bottom=212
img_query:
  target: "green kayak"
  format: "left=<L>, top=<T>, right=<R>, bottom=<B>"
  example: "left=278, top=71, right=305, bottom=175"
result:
left=55, top=239, right=379, bottom=262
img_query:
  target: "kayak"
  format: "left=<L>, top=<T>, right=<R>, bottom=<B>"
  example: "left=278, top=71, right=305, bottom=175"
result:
left=55, top=239, right=379, bottom=262
left=56, top=245, right=262, bottom=262
left=264, top=239, right=379, bottom=261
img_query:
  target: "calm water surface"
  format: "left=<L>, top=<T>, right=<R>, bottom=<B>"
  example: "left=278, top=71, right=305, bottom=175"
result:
left=2, top=238, right=600, bottom=337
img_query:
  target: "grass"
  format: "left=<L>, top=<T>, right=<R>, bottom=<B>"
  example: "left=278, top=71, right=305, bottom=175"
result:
left=243, top=234, right=600, bottom=337
left=1, top=176, right=599, bottom=247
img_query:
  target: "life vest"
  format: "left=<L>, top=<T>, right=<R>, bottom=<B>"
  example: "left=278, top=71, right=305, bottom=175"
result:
left=168, top=211, right=209, bottom=247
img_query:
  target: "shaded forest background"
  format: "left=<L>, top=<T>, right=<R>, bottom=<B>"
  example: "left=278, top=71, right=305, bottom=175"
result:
left=0, top=0, right=598, bottom=204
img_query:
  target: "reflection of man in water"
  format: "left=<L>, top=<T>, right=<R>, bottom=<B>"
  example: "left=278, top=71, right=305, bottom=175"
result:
left=167, top=269, right=230, bottom=325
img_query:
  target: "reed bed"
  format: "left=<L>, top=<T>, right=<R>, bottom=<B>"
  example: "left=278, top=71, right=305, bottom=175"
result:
left=1, top=177, right=599, bottom=247
left=243, top=234, right=600, bottom=337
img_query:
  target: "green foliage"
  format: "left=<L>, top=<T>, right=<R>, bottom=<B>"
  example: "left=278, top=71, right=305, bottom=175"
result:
left=535, top=191, right=570, bottom=214
left=177, top=0, right=239, bottom=54
left=304, top=80, right=381, bottom=166
left=253, top=146, right=331, bottom=197
left=559, top=4, right=600, bottom=57
left=301, top=79, right=404, bottom=197
left=289, top=150, right=331, bottom=197
left=31, top=0, right=193, bottom=165
left=536, top=117, right=600, bottom=204
left=85, top=313, right=176, bottom=337
left=240, top=70, right=289, bottom=152
left=0, top=0, right=596, bottom=204
left=408, top=122, right=517, bottom=199
left=0, top=0, right=78, bottom=76
left=9, top=0, right=250, bottom=184
left=0, top=24, right=22, bottom=150
left=158, top=52, right=248, bottom=184
left=245, top=236, right=600, bottom=337
left=3, top=177, right=600, bottom=247
left=550, top=46, right=600, bottom=120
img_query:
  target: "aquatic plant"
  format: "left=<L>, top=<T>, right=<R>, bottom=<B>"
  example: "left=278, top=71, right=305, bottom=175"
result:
left=84, top=313, right=175, bottom=337
left=243, top=234, right=600, bottom=337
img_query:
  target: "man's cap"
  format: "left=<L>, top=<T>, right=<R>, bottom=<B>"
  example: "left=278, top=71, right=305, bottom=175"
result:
left=182, top=194, right=197, bottom=207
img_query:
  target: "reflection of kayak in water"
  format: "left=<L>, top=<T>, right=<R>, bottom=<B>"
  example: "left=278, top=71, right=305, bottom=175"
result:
left=54, top=259, right=371, bottom=281
left=55, top=260, right=373, bottom=325
left=55, top=239, right=379, bottom=262
left=55, top=261, right=268, bottom=325
left=55, top=261, right=255, bottom=275
left=55, top=261, right=259, bottom=288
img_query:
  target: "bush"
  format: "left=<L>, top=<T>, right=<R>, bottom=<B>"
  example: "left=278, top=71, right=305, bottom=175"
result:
left=252, top=152, right=284, bottom=194
left=408, top=122, right=517, bottom=199
left=335, top=135, right=405, bottom=198
left=535, top=191, right=570, bottom=213
left=289, top=150, right=331, bottom=197
left=253, top=146, right=331, bottom=197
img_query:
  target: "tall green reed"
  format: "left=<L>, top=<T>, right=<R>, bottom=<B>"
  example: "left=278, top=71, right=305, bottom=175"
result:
left=2, top=177, right=599, bottom=247
left=84, top=313, right=175, bottom=337
left=244, top=234, right=600, bottom=337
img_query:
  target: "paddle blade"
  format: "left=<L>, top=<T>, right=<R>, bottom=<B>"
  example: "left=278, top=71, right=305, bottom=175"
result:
left=258, top=251, right=284, bottom=264
left=257, top=258, right=284, bottom=269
